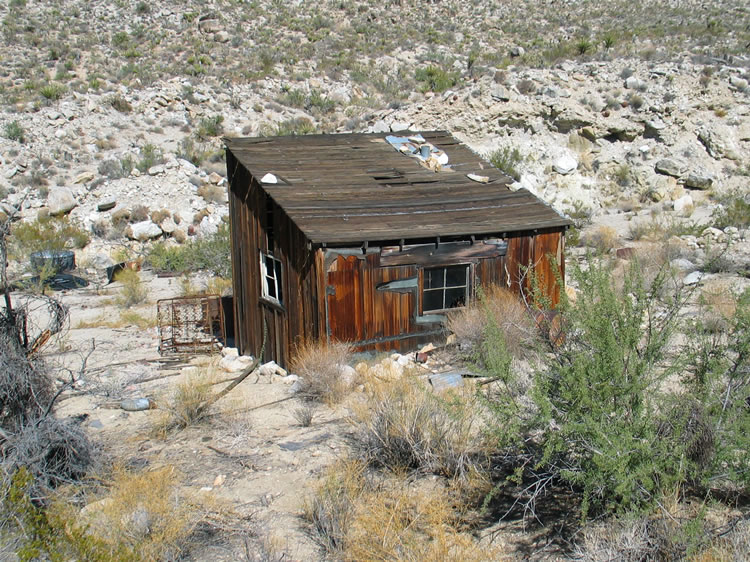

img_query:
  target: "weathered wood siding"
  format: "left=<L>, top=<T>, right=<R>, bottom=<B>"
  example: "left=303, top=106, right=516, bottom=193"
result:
left=227, top=151, right=319, bottom=367
left=323, top=228, right=565, bottom=353
left=229, top=147, right=565, bottom=366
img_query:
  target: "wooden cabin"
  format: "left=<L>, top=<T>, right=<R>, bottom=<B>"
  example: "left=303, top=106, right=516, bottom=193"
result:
left=224, top=131, right=571, bottom=366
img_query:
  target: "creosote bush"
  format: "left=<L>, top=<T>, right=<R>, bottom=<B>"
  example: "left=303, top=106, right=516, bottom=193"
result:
left=9, top=217, right=90, bottom=260
left=4, top=120, right=25, bottom=143
left=488, top=146, right=523, bottom=181
left=290, top=340, right=354, bottom=405
left=147, top=221, right=231, bottom=278
left=480, top=256, right=750, bottom=521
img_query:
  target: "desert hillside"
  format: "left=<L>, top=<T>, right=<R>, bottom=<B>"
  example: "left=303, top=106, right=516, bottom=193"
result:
left=1, top=1, right=749, bottom=560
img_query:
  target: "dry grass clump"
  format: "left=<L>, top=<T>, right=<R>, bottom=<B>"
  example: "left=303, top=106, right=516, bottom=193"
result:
left=304, top=460, right=500, bottom=560
left=582, top=225, right=620, bottom=254
left=152, top=371, right=215, bottom=435
left=196, top=183, right=226, bottom=203
left=290, top=340, right=354, bottom=405
left=575, top=502, right=750, bottom=562
left=71, top=466, right=207, bottom=561
left=114, top=268, right=148, bottom=308
left=446, top=285, right=536, bottom=357
left=351, top=377, right=488, bottom=482
left=698, top=281, right=739, bottom=333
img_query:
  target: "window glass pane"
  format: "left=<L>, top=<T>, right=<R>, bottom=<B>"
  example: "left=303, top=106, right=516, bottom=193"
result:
left=423, top=289, right=443, bottom=312
left=266, top=276, right=276, bottom=299
left=444, top=287, right=466, bottom=309
left=275, top=261, right=283, bottom=303
left=424, top=268, right=444, bottom=289
left=265, top=255, right=275, bottom=273
left=445, top=265, right=467, bottom=287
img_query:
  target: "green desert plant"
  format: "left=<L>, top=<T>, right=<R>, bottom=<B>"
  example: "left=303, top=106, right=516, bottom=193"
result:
left=4, top=120, right=25, bottom=143
left=488, top=147, right=523, bottom=181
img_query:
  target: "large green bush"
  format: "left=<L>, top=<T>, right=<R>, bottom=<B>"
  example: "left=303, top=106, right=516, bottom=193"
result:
left=482, top=257, right=750, bottom=519
left=147, top=222, right=231, bottom=278
left=9, top=217, right=90, bottom=260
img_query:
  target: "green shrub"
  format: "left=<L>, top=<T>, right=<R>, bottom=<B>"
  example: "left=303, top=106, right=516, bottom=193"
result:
left=415, top=65, right=459, bottom=93
left=712, top=192, right=750, bottom=229
left=147, top=222, right=231, bottom=278
left=97, top=157, right=134, bottom=180
left=39, top=83, right=65, bottom=101
left=576, top=38, right=593, bottom=55
left=483, top=259, right=697, bottom=518
left=262, top=117, right=317, bottom=137
left=4, top=120, right=25, bottom=143
left=9, top=217, right=90, bottom=260
left=488, top=147, right=522, bottom=181
left=196, top=115, right=224, bottom=139
left=136, top=144, right=163, bottom=173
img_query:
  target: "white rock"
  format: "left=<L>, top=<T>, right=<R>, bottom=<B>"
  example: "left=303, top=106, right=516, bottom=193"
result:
left=553, top=155, right=578, bottom=175
left=160, top=216, right=177, bottom=234
left=221, top=347, right=239, bottom=358
left=729, top=75, right=748, bottom=91
left=673, top=194, right=694, bottom=216
left=127, top=220, right=163, bottom=241
left=683, top=271, right=702, bottom=285
left=47, top=187, right=77, bottom=215
left=219, top=354, right=255, bottom=373
left=390, top=121, right=411, bottom=132
left=339, top=364, right=357, bottom=385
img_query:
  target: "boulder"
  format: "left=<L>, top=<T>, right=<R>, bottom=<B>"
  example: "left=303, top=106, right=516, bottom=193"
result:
left=683, top=271, right=702, bottom=285
left=553, top=154, right=578, bottom=175
left=97, top=198, right=117, bottom=212
left=729, top=75, right=748, bottom=91
left=624, top=76, right=647, bottom=90
left=160, top=216, right=177, bottom=234
left=684, top=171, right=714, bottom=190
left=490, top=84, right=511, bottom=102
left=654, top=158, right=684, bottom=178
left=127, top=220, right=163, bottom=241
left=198, top=15, right=221, bottom=34
left=390, top=121, right=411, bottom=132
left=47, top=187, right=77, bottom=216
left=697, top=125, right=740, bottom=160
left=219, top=353, right=255, bottom=373
left=673, top=194, right=694, bottom=216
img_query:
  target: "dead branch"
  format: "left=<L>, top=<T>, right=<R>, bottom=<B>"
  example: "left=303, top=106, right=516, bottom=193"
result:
left=196, top=318, right=267, bottom=417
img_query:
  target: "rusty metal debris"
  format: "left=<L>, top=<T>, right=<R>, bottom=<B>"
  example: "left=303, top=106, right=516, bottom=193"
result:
left=157, top=295, right=225, bottom=355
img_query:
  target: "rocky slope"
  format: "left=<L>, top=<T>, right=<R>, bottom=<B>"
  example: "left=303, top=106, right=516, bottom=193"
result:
left=0, top=0, right=748, bottom=273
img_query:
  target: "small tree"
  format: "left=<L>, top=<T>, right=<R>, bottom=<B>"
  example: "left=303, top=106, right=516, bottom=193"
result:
left=484, top=257, right=698, bottom=518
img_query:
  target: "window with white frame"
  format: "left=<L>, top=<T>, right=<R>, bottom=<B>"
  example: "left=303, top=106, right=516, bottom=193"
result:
left=260, top=252, right=283, bottom=305
left=422, top=265, right=469, bottom=313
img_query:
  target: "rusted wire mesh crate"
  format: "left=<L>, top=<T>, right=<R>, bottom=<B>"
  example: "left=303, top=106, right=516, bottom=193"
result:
left=157, top=295, right=225, bottom=355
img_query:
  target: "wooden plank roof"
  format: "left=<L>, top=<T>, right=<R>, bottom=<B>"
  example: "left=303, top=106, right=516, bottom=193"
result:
left=225, top=131, right=570, bottom=245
